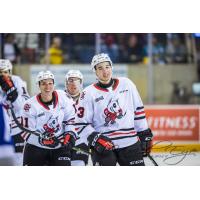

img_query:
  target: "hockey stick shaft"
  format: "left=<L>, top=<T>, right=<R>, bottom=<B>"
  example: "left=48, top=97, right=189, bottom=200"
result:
left=72, top=147, right=91, bottom=155
left=147, top=154, right=158, bottom=166
left=63, top=121, right=91, bottom=126
left=10, top=106, right=41, bottom=136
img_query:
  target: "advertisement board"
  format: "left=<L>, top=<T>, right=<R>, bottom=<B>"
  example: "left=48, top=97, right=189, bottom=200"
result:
left=145, top=105, right=200, bottom=142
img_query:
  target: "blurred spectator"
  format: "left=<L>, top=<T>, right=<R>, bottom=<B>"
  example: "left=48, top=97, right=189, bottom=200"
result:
left=61, top=33, right=75, bottom=62
left=101, top=34, right=120, bottom=62
left=73, top=34, right=95, bottom=63
left=44, top=37, right=64, bottom=64
left=1, top=33, right=193, bottom=64
left=143, top=35, right=165, bottom=64
left=15, top=33, right=39, bottom=63
left=3, top=34, right=20, bottom=64
left=166, top=34, right=187, bottom=63
left=75, top=45, right=95, bottom=63
left=124, top=34, right=144, bottom=63
left=152, top=35, right=166, bottom=64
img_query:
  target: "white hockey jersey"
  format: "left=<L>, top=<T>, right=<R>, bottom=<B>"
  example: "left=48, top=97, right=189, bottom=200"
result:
left=78, top=77, right=149, bottom=149
left=22, top=90, right=77, bottom=149
left=70, top=97, right=89, bottom=146
left=0, top=75, right=29, bottom=137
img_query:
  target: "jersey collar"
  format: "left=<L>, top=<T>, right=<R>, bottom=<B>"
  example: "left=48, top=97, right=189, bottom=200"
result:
left=93, top=78, right=119, bottom=92
left=36, top=91, right=58, bottom=110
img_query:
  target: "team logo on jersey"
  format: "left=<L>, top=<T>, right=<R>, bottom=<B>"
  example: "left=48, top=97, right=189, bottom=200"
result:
left=104, top=98, right=126, bottom=126
left=43, top=115, right=61, bottom=134
left=80, top=91, right=86, bottom=100
left=37, top=112, right=45, bottom=117
left=95, top=96, right=104, bottom=102
left=24, top=103, right=31, bottom=112
left=119, top=89, right=128, bottom=94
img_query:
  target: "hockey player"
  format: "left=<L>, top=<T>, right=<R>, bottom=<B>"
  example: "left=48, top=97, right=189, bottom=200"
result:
left=22, top=70, right=78, bottom=166
left=0, top=104, right=15, bottom=166
left=78, top=53, right=153, bottom=166
left=0, top=59, right=29, bottom=165
left=65, top=70, right=89, bottom=166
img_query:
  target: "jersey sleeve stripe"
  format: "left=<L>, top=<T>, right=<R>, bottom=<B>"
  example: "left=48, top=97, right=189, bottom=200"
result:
left=134, top=111, right=145, bottom=115
left=108, top=131, right=136, bottom=136
left=136, top=106, right=144, bottom=110
left=134, top=116, right=146, bottom=120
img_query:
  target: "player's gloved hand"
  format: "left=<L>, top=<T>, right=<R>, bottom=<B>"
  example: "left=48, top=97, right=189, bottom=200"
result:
left=0, top=75, right=18, bottom=103
left=38, top=132, right=59, bottom=148
left=138, top=128, right=153, bottom=157
left=88, top=132, right=114, bottom=155
left=0, top=75, right=14, bottom=92
left=6, top=87, right=18, bottom=103
left=59, top=132, right=77, bottom=151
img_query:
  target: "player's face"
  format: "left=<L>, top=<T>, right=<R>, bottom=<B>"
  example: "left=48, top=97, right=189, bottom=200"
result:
left=39, top=79, right=54, bottom=96
left=66, top=77, right=81, bottom=96
left=95, top=61, right=112, bottom=84
left=0, top=70, right=10, bottom=78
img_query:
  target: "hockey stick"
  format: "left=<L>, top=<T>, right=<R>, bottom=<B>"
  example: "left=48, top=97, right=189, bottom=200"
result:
left=72, top=147, right=91, bottom=155
left=10, top=106, right=89, bottom=155
left=10, top=106, right=41, bottom=137
left=147, top=154, right=158, bottom=166
left=63, top=121, right=91, bottom=126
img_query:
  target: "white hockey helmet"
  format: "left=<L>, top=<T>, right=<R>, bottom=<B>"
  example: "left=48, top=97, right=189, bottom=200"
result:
left=36, top=70, right=55, bottom=84
left=0, top=59, right=13, bottom=72
left=65, top=70, right=83, bottom=83
left=91, top=53, right=112, bottom=71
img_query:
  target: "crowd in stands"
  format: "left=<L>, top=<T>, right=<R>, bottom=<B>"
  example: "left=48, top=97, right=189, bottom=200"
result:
left=1, top=33, right=194, bottom=65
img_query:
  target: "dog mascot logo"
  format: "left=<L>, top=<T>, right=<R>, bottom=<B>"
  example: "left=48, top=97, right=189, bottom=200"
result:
left=104, top=98, right=125, bottom=126
left=43, top=115, right=61, bottom=134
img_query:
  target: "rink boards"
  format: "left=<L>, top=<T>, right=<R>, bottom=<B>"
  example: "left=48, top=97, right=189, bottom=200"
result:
left=145, top=105, right=200, bottom=152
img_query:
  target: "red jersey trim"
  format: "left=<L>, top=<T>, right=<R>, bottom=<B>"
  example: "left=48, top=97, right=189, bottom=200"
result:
left=112, top=78, right=119, bottom=90
left=134, top=111, right=145, bottom=115
left=93, top=84, right=108, bottom=92
left=93, top=78, right=120, bottom=92
left=36, top=94, right=50, bottom=110
left=108, top=131, right=136, bottom=137
left=53, top=91, right=58, bottom=108
left=36, top=91, right=58, bottom=110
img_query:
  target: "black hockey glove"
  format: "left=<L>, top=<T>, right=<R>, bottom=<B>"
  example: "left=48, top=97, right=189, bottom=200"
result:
left=38, top=132, right=59, bottom=148
left=137, top=128, right=153, bottom=157
left=58, top=131, right=77, bottom=151
left=6, top=87, right=18, bottom=103
left=0, top=75, right=14, bottom=92
left=88, top=132, right=114, bottom=155
left=0, top=75, right=18, bottom=103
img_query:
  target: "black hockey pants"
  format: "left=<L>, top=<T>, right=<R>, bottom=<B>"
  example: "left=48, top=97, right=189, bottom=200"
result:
left=91, top=141, right=145, bottom=166
left=23, top=143, right=71, bottom=166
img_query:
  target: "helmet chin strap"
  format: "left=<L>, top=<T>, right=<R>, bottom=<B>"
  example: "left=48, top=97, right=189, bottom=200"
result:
left=70, top=92, right=80, bottom=98
left=66, top=80, right=82, bottom=100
